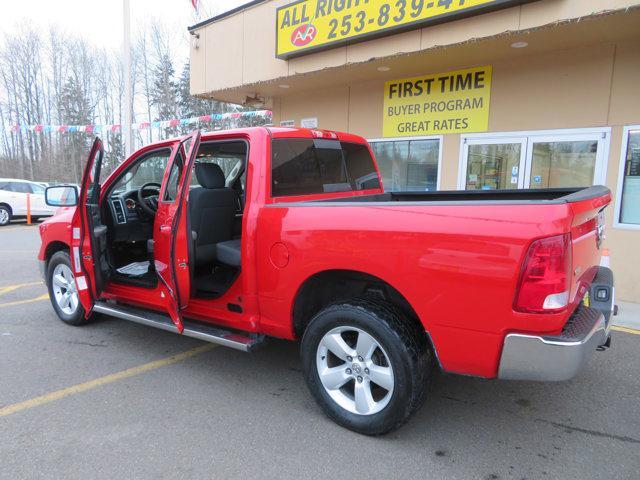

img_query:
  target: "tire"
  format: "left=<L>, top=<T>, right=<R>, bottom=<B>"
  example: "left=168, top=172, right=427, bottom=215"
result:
left=301, top=298, right=433, bottom=435
left=0, top=205, right=11, bottom=226
left=47, top=251, right=88, bottom=326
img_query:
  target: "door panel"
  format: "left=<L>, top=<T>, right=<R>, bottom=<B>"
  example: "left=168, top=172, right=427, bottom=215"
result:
left=72, top=138, right=108, bottom=315
left=153, top=131, right=201, bottom=331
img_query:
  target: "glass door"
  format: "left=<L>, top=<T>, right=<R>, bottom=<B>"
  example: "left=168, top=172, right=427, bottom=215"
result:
left=524, top=133, right=607, bottom=189
left=461, top=129, right=609, bottom=191
left=461, top=137, right=527, bottom=190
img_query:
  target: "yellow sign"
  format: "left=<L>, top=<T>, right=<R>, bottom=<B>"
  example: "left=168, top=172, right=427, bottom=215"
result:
left=383, top=65, right=492, bottom=137
left=276, top=0, right=538, bottom=59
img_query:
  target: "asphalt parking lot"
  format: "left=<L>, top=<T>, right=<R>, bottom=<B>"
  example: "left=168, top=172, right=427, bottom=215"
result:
left=1, top=223, right=639, bottom=480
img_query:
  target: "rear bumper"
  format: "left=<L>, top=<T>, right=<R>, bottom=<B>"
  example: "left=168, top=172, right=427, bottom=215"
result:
left=498, top=305, right=610, bottom=381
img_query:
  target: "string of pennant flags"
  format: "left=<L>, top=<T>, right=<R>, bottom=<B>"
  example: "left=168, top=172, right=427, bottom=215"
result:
left=7, top=110, right=272, bottom=134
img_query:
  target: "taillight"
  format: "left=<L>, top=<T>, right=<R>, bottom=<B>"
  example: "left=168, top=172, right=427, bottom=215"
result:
left=514, top=233, right=572, bottom=314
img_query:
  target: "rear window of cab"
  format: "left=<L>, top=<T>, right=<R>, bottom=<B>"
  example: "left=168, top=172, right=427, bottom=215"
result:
left=271, top=138, right=380, bottom=197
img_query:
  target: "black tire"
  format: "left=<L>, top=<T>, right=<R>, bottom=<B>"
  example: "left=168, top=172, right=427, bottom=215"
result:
left=0, top=205, right=11, bottom=226
left=47, top=251, right=89, bottom=326
left=301, top=298, right=433, bottom=435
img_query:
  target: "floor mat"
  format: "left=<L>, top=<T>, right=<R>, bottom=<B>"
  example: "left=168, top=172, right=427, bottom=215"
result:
left=116, top=261, right=150, bottom=277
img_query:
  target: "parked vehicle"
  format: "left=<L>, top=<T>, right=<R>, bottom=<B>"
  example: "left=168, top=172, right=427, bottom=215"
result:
left=38, top=128, right=616, bottom=434
left=0, top=178, right=58, bottom=226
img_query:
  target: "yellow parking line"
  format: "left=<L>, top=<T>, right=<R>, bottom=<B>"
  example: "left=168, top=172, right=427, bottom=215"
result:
left=0, top=294, right=49, bottom=308
left=0, top=344, right=216, bottom=418
left=0, top=282, right=43, bottom=296
left=611, top=325, right=640, bottom=336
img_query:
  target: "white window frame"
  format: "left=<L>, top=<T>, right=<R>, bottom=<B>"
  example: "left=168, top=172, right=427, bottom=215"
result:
left=459, top=136, right=528, bottom=190
left=614, top=125, right=640, bottom=231
left=368, top=135, right=443, bottom=191
left=458, top=127, right=611, bottom=190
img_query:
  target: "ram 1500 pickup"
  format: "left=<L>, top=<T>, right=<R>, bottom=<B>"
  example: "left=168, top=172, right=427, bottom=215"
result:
left=38, top=127, right=616, bottom=434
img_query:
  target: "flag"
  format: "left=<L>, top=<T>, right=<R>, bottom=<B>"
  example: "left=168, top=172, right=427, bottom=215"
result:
left=191, top=0, right=197, bottom=10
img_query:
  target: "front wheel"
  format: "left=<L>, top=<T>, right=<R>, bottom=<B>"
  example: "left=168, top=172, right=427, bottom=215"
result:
left=0, top=205, right=11, bottom=226
left=301, top=298, right=433, bottom=435
left=47, top=251, right=88, bottom=326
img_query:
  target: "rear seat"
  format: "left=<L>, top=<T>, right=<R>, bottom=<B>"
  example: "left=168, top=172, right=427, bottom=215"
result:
left=216, top=239, right=241, bottom=267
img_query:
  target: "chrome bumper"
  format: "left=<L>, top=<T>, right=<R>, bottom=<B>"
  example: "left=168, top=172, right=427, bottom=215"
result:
left=498, top=305, right=610, bottom=382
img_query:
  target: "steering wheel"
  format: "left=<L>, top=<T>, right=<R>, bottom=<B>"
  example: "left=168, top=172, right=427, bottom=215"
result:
left=137, top=182, right=161, bottom=216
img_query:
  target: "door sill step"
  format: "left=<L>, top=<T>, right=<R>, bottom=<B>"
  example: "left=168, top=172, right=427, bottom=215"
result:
left=92, top=300, right=265, bottom=352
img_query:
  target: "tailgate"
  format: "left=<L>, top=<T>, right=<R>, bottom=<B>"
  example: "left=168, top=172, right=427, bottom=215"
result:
left=565, top=186, right=611, bottom=304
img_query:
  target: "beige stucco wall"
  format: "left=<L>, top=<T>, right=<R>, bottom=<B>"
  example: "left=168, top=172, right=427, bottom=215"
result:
left=190, top=0, right=640, bottom=97
left=272, top=40, right=640, bottom=301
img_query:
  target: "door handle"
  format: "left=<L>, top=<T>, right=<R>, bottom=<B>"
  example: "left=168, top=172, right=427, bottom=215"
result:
left=159, top=225, right=172, bottom=234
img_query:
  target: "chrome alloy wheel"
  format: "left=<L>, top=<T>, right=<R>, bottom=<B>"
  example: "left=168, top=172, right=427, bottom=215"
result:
left=52, top=263, right=79, bottom=315
left=0, top=208, right=9, bottom=225
left=316, top=326, right=394, bottom=415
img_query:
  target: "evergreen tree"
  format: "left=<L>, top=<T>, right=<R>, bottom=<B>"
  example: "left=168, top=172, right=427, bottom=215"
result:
left=59, top=75, right=93, bottom=182
left=150, top=53, right=179, bottom=139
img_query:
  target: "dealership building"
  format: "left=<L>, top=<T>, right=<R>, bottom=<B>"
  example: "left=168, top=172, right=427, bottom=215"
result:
left=189, top=0, right=640, bottom=302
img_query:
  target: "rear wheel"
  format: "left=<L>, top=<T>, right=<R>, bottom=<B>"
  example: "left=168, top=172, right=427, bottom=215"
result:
left=47, top=251, right=88, bottom=326
left=301, top=298, right=433, bottom=435
left=0, top=205, right=11, bottom=226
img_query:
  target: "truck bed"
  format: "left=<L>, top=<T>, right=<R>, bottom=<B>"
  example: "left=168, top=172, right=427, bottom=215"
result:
left=314, top=186, right=609, bottom=205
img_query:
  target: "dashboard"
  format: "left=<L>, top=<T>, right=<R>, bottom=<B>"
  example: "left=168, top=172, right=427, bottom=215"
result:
left=107, top=190, right=155, bottom=242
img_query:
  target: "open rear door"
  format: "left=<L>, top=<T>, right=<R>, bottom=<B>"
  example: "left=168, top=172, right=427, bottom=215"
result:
left=71, top=138, right=109, bottom=316
left=153, top=130, right=201, bottom=332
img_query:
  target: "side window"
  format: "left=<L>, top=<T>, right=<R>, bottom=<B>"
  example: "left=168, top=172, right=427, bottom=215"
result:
left=271, top=138, right=348, bottom=197
left=29, top=183, right=45, bottom=195
left=10, top=182, right=31, bottom=193
left=191, top=141, right=247, bottom=190
left=0, top=182, right=10, bottom=191
left=164, top=152, right=183, bottom=202
left=110, top=149, right=171, bottom=195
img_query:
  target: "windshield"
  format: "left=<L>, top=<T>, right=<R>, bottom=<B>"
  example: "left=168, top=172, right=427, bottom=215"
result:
left=111, top=149, right=172, bottom=194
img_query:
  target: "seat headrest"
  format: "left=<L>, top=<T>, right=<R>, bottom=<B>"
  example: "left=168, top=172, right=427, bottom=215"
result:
left=195, top=163, right=225, bottom=189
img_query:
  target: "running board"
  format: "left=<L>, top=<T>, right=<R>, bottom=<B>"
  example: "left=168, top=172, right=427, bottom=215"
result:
left=92, top=301, right=265, bottom=352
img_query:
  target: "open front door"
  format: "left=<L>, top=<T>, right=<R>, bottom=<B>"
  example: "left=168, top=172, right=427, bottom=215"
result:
left=153, top=131, right=201, bottom=332
left=72, top=137, right=109, bottom=316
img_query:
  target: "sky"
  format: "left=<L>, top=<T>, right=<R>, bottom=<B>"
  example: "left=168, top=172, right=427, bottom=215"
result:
left=1, top=0, right=251, bottom=53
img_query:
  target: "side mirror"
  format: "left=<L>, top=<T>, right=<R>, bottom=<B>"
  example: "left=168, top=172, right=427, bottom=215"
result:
left=45, top=185, right=78, bottom=207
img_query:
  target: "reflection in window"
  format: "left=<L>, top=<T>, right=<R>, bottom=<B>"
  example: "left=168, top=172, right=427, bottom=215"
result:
left=466, top=143, right=521, bottom=190
left=369, top=139, right=439, bottom=192
left=111, top=149, right=171, bottom=194
left=529, top=141, right=597, bottom=189
left=619, top=130, right=640, bottom=225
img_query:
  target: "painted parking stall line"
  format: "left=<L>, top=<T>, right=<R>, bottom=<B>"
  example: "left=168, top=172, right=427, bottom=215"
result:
left=0, top=281, right=43, bottom=295
left=0, top=344, right=216, bottom=418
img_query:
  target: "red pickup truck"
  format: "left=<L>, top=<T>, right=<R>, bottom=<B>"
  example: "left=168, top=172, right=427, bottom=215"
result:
left=38, top=127, right=615, bottom=435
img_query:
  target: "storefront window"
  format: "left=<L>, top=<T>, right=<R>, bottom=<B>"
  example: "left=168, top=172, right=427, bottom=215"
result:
left=619, top=129, right=640, bottom=225
left=529, top=141, right=597, bottom=189
left=460, top=129, right=608, bottom=191
left=466, top=143, right=521, bottom=190
left=369, top=139, right=439, bottom=192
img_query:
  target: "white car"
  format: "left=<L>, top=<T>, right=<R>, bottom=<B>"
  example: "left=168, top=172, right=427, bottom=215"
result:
left=0, top=178, right=58, bottom=226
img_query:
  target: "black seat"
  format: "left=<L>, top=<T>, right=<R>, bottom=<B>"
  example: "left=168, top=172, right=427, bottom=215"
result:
left=216, top=239, right=241, bottom=267
left=189, top=163, right=238, bottom=266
